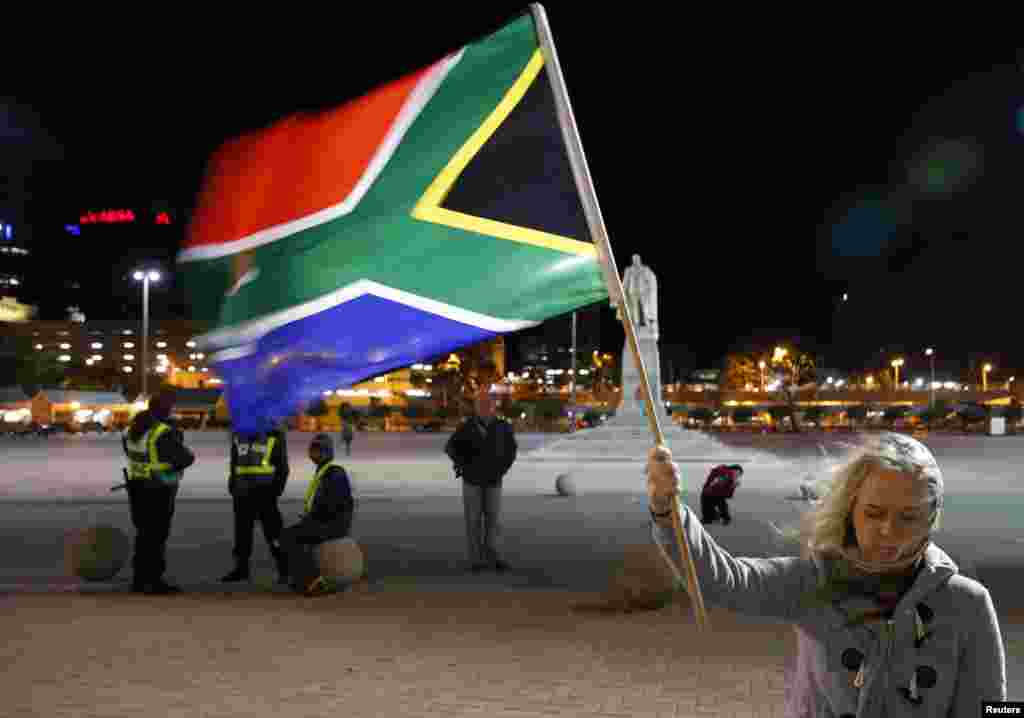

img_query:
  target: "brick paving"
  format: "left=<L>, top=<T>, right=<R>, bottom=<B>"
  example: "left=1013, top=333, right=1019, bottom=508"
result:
left=1, top=432, right=1021, bottom=714
left=1, top=591, right=799, bottom=718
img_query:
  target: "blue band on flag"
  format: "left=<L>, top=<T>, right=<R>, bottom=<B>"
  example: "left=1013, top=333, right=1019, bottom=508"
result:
left=212, top=294, right=497, bottom=434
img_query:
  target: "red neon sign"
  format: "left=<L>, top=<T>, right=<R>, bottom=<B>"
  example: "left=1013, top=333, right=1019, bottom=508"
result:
left=80, top=210, right=136, bottom=224
left=155, top=212, right=172, bottom=225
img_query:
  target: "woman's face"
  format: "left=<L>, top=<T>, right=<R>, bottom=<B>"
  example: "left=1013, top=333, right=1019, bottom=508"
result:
left=850, top=468, right=931, bottom=565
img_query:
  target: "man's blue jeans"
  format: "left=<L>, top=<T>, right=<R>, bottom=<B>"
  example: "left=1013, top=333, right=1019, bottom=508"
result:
left=462, top=481, right=501, bottom=565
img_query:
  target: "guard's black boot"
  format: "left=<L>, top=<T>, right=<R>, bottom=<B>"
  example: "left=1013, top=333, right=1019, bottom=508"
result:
left=146, top=580, right=183, bottom=595
left=271, top=545, right=289, bottom=585
left=220, top=563, right=250, bottom=582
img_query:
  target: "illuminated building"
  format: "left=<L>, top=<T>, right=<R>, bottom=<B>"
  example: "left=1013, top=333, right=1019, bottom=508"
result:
left=0, top=218, right=32, bottom=306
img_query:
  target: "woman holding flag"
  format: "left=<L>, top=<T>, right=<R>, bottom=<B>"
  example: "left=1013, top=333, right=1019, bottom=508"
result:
left=646, top=433, right=1006, bottom=714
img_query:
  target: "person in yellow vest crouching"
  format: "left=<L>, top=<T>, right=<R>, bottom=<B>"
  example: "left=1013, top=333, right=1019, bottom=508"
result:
left=278, top=433, right=355, bottom=596
left=122, top=388, right=195, bottom=595
left=220, top=426, right=290, bottom=584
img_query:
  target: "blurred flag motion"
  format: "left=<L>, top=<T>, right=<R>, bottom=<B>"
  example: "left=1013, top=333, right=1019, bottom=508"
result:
left=178, top=9, right=608, bottom=434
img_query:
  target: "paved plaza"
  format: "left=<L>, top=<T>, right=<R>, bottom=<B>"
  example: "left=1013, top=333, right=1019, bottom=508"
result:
left=1, top=429, right=1021, bottom=714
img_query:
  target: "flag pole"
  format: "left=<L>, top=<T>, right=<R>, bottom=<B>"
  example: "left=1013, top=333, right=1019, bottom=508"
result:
left=530, top=3, right=709, bottom=631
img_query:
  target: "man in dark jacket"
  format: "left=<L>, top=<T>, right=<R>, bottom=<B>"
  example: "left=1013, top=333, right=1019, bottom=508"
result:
left=445, top=391, right=517, bottom=573
left=220, top=425, right=289, bottom=584
left=700, top=464, right=743, bottom=525
left=122, top=388, right=195, bottom=594
left=278, top=433, right=355, bottom=595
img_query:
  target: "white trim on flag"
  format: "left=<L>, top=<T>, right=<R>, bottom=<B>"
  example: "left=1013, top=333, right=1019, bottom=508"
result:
left=196, top=279, right=539, bottom=353
left=177, top=50, right=466, bottom=264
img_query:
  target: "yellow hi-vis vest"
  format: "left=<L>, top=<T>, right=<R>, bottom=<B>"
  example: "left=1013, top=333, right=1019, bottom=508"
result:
left=234, top=435, right=277, bottom=480
left=303, top=462, right=337, bottom=514
left=124, top=423, right=179, bottom=484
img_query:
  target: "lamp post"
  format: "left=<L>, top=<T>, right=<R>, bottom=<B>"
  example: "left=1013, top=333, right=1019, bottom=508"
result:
left=891, top=358, right=904, bottom=389
left=132, top=269, right=161, bottom=400
left=570, top=310, right=577, bottom=431
left=925, top=348, right=935, bottom=408
left=983, top=363, right=992, bottom=393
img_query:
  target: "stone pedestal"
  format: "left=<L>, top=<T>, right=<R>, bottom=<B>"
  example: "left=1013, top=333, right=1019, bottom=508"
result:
left=616, top=325, right=664, bottom=421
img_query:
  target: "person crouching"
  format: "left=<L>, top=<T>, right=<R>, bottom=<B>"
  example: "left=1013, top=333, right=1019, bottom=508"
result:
left=278, top=434, right=355, bottom=595
left=700, top=464, right=743, bottom=525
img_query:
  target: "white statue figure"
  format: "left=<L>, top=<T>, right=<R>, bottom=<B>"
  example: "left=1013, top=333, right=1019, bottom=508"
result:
left=618, top=254, right=658, bottom=330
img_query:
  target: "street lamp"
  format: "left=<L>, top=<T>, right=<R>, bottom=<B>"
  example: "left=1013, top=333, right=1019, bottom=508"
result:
left=891, top=358, right=904, bottom=389
left=758, top=360, right=766, bottom=392
left=925, top=348, right=935, bottom=408
left=132, top=269, right=161, bottom=399
left=983, top=363, right=993, bottom=393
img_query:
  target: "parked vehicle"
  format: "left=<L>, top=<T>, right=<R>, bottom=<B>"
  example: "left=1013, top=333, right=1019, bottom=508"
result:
left=4, top=422, right=60, bottom=438
left=413, top=420, right=443, bottom=433
left=35, top=423, right=59, bottom=437
left=79, top=421, right=108, bottom=434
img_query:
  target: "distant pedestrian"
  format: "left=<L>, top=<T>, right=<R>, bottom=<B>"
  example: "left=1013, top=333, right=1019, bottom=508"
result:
left=445, top=390, right=517, bottom=573
left=341, top=421, right=354, bottom=456
left=700, top=464, right=743, bottom=525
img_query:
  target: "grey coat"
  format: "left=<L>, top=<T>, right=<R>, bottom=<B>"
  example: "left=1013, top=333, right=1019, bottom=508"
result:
left=653, top=504, right=1006, bottom=716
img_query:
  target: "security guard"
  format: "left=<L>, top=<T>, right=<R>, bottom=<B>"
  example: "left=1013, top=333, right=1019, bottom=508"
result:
left=221, top=425, right=289, bottom=583
left=122, top=388, right=195, bottom=594
left=278, top=433, right=355, bottom=595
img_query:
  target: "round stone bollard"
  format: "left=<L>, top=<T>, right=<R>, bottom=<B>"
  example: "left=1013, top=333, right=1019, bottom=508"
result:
left=555, top=474, right=577, bottom=497
left=605, top=543, right=681, bottom=612
left=315, top=537, right=366, bottom=586
left=64, top=525, right=130, bottom=582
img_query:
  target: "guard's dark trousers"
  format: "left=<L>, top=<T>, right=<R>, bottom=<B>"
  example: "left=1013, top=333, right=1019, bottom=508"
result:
left=126, top=482, right=178, bottom=585
left=231, top=485, right=285, bottom=566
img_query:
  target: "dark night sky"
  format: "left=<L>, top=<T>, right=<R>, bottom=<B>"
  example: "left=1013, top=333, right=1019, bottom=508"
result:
left=2, top=8, right=1022, bottom=376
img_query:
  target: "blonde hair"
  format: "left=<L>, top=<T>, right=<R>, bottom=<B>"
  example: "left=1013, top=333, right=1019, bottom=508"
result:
left=785, top=434, right=945, bottom=560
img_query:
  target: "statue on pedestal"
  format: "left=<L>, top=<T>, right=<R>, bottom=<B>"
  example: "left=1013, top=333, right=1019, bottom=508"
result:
left=612, top=255, right=664, bottom=418
left=616, top=254, right=658, bottom=332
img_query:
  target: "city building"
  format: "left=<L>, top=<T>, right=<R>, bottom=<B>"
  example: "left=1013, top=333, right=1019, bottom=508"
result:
left=1, top=319, right=513, bottom=429
left=679, top=369, right=720, bottom=392
left=19, top=201, right=188, bottom=321
left=0, top=218, right=36, bottom=321
left=2, top=318, right=216, bottom=393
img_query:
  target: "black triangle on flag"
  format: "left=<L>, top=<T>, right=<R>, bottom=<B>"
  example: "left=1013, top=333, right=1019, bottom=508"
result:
left=440, top=64, right=591, bottom=246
